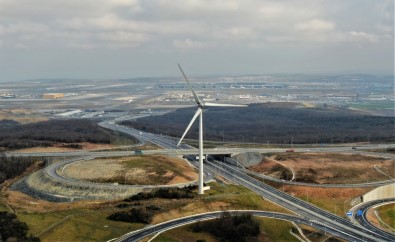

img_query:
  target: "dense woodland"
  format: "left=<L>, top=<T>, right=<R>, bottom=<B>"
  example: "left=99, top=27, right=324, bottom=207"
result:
left=0, top=119, right=117, bottom=150
left=0, top=154, right=43, bottom=184
left=125, top=186, right=196, bottom=201
left=107, top=207, right=156, bottom=224
left=192, top=212, right=261, bottom=242
left=108, top=187, right=196, bottom=224
left=0, top=211, right=40, bottom=242
left=122, top=103, right=394, bottom=144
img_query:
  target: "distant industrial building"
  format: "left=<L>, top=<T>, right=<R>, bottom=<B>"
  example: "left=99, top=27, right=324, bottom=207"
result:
left=0, top=93, right=16, bottom=99
left=56, top=109, right=83, bottom=117
left=157, top=82, right=287, bottom=89
left=43, top=93, right=64, bottom=99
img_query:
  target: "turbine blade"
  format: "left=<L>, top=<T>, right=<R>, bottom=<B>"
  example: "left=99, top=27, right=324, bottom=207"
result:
left=177, top=108, right=202, bottom=146
left=204, top=102, right=248, bottom=107
left=178, top=64, right=202, bottom=105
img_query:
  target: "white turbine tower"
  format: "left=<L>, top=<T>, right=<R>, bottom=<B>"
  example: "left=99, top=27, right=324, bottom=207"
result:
left=177, top=64, right=247, bottom=194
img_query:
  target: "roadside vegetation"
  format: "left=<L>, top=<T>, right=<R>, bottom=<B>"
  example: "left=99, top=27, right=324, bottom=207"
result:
left=191, top=212, right=260, bottom=242
left=0, top=154, right=44, bottom=184
left=376, top=203, right=395, bottom=230
left=125, top=186, right=197, bottom=201
left=0, top=211, right=40, bottom=242
left=108, top=187, right=197, bottom=224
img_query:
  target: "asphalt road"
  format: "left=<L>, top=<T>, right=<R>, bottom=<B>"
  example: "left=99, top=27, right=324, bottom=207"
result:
left=225, top=157, right=395, bottom=188
left=203, top=160, right=394, bottom=242
left=116, top=210, right=358, bottom=242
left=6, top=121, right=394, bottom=240
left=351, top=198, right=395, bottom=239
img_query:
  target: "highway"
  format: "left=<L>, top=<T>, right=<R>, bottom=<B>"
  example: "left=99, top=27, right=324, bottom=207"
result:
left=96, top=126, right=392, bottom=242
left=7, top=121, right=395, bottom=240
left=225, top=157, right=395, bottom=188
left=46, top=157, right=197, bottom=189
left=202, top=160, right=394, bottom=241
left=351, top=198, right=395, bottom=238
left=116, top=210, right=358, bottom=242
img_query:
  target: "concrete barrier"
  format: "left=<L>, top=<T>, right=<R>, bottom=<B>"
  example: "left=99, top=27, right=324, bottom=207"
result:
left=363, top=183, right=395, bottom=203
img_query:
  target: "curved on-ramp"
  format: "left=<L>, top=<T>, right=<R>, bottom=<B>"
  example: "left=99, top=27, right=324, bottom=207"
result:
left=113, top=210, right=365, bottom=242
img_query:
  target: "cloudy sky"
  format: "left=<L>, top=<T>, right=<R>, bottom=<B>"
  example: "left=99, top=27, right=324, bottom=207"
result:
left=0, top=0, right=393, bottom=81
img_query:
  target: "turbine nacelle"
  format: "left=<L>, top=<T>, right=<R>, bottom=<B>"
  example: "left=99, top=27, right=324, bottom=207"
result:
left=176, top=65, right=247, bottom=147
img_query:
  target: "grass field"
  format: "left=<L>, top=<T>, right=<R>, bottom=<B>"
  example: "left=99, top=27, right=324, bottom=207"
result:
left=5, top=150, right=385, bottom=241
left=197, top=182, right=292, bottom=213
left=119, top=155, right=196, bottom=185
left=376, top=203, right=395, bottom=230
left=6, top=181, right=292, bottom=242
left=0, top=198, right=11, bottom=212
left=286, top=186, right=371, bottom=217
left=16, top=208, right=144, bottom=242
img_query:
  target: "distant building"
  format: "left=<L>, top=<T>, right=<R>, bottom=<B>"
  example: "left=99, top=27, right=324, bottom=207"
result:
left=0, top=93, right=16, bottom=99
left=43, top=93, right=64, bottom=99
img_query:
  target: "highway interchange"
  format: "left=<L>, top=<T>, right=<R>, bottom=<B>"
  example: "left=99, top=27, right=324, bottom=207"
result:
left=7, top=120, right=395, bottom=241
left=101, top=121, right=395, bottom=241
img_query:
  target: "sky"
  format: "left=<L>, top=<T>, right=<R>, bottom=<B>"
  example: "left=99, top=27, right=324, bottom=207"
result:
left=0, top=0, right=393, bottom=82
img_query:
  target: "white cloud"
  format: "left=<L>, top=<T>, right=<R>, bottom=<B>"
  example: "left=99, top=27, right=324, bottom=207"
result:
left=295, top=19, right=335, bottom=32
left=109, top=0, right=139, bottom=7
left=1, top=22, right=48, bottom=34
left=173, top=38, right=214, bottom=49
left=98, top=31, right=150, bottom=47
left=0, top=0, right=393, bottom=80
left=349, top=31, right=379, bottom=43
left=0, top=0, right=391, bottom=49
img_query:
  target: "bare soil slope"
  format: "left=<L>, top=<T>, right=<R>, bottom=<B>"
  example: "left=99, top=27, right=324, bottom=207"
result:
left=250, top=153, right=394, bottom=184
left=63, top=155, right=197, bottom=185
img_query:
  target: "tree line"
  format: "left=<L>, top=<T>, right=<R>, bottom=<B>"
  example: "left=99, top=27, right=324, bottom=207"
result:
left=192, top=212, right=261, bottom=242
left=0, top=153, right=43, bottom=184
left=124, top=186, right=197, bottom=201
left=108, top=186, right=197, bottom=224
left=0, top=119, right=117, bottom=150
left=0, top=211, right=40, bottom=242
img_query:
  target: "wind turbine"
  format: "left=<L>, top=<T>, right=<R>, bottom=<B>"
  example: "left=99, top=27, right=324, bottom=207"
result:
left=177, top=64, right=247, bottom=194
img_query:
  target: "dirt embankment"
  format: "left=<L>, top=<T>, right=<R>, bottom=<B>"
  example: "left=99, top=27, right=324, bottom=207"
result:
left=249, top=157, right=293, bottom=180
left=63, top=155, right=198, bottom=186
left=234, top=152, right=264, bottom=167
left=249, top=153, right=394, bottom=184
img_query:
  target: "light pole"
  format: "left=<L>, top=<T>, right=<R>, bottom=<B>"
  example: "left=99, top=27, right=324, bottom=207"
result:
left=333, top=198, right=337, bottom=214
left=343, top=199, right=349, bottom=215
left=306, top=189, right=309, bottom=203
